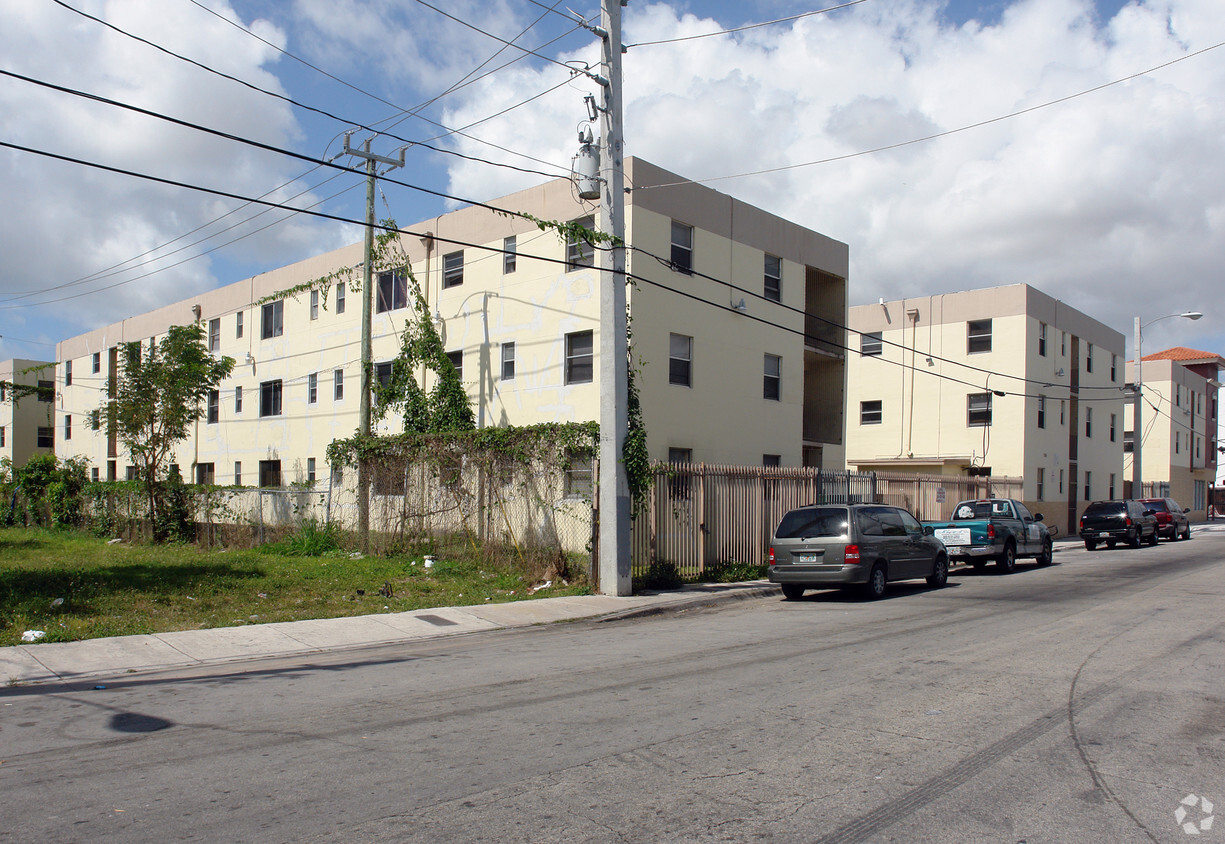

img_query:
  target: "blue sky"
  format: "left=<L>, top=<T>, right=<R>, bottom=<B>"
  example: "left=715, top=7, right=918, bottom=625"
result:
left=1, top=0, right=1223, bottom=443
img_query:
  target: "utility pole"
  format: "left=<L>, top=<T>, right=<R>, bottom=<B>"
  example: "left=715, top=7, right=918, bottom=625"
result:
left=595, top=0, right=631, bottom=595
left=342, top=134, right=404, bottom=553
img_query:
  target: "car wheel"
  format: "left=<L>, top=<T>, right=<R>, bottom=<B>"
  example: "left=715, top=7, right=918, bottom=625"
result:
left=1036, top=538, right=1053, bottom=567
left=927, top=554, right=948, bottom=588
left=1148, top=529, right=1159, bottom=547
left=1084, top=540, right=1098, bottom=551
left=1128, top=529, right=1142, bottom=549
left=1183, top=526, right=1192, bottom=540
left=997, top=542, right=1017, bottom=574
left=863, top=563, right=887, bottom=600
left=780, top=583, right=805, bottom=601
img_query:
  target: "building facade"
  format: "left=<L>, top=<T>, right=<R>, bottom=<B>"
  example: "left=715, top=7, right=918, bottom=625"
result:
left=55, top=159, right=849, bottom=486
left=0, top=359, right=56, bottom=469
left=845, top=283, right=1126, bottom=534
left=1124, top=347, right=1223, bottom=518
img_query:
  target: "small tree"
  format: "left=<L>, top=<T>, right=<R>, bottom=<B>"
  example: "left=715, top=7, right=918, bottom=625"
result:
left=107, top=323, right=234, bottom=541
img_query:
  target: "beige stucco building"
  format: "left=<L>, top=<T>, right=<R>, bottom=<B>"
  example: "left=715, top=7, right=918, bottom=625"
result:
left=0, top=359, right=56, bottom=469
left=1123, top=347, right=1223, bottom=518
left=55, top=159, right=849, bottom=485
left=845, top=283, right=1126, bottom=535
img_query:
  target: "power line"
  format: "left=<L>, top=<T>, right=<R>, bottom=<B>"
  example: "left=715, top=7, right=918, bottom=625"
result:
left=626, top=0, right=871, bottom=48
left=635, top=40, right=1225, bottom=189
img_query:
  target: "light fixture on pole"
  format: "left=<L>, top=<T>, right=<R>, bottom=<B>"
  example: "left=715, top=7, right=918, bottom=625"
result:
left=1132, top=311, right=1202, bottom=494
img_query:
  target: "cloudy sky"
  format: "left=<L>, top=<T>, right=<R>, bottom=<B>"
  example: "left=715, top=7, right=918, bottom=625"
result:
left=1, top=0, right=1221, bottom=383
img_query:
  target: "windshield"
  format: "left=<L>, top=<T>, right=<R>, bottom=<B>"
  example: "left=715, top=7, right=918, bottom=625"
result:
left=775, top=507, right=850, bottom=539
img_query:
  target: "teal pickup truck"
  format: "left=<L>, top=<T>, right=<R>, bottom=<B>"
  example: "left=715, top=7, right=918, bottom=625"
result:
left=922, top=498, right=1054, bottom=573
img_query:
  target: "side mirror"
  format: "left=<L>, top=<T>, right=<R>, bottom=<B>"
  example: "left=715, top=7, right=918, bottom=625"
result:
left=1033, top=513, right=1044, bottom=522
left=1184, top=507, right=1191, bottom=513
left=923, top=525, right=935, bottom=536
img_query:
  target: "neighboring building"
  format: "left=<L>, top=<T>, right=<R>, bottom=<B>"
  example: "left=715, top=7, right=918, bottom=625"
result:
left=0, top=359, right=56, bottom=469
left=56, top=159, right=849, bottom=486
left=1124, top=347, right=1223, bottom=518
left=845, top=283, right=1126, bottom=534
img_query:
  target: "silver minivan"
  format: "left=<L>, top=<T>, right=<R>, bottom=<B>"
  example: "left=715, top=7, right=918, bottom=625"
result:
left=768, top=503, right=948, bottom=600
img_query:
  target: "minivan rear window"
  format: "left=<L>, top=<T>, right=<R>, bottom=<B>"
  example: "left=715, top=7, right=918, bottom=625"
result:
left=1083, top=502, right=1125, bottom=516
left=1142, top=500, right=1170, bottom=513
left=775, top=507, right=850, bottom=538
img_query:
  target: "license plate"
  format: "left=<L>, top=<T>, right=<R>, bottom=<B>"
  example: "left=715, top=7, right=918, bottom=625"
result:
left=1098, top=532, right=1110, bottom=538
left=945, top=545, right=966, bottom=554
left=797, top=553, right=820, bottom=563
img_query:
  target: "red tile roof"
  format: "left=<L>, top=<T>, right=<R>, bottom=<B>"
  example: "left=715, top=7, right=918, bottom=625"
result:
left=1141, top=346, right=1225, bottom=368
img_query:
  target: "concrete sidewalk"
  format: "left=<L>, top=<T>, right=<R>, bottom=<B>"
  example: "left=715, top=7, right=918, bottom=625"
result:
left=0, top=582, right=780, bottom=687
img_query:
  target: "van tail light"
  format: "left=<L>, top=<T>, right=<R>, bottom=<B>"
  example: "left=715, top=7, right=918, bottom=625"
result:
left=987, top=524, right=996, bottom=540
left=844, top=544, right=861, bottom=564
left=1124, top=517, right=1133, bottom=526
left=768, top=546, right=775, bottom=564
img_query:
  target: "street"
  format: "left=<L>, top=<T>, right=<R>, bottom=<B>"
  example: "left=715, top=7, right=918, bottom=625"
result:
left=4, top=532, right=1225, bottom=843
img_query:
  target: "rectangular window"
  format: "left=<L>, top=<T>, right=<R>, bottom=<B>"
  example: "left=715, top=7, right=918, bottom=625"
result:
left=335, top=283, right=346, bottom=314
left=261, top=301, right=283, bottom=339
left=65, top=359, right=72, bottom=386
left=1037, top=467, right=1045, bottom=500
left=308, top=372, right=318, bottom=404
left=565, top=331, right=594, bottom=384
left=763, top=454, right=782, bottom=467
left=1085, top=407, right=1092, bottom=438
left=1038, top=322, right=1047, bottom=357
left=90, top=410, right=100, bottom=431
left=259, top=380, right=283, bottom=417
left=1084, top=471, right=1092, bottom=502
left=563, top=449, right=593, bottom=499
left=92, top=351, right=101, bottom=373
left=126, top=465, right=137, bottom=481
left=64, top=414, right=71, bottom=441
left=967, top=319, right=992, bottom=354
left=1059, top=468, right=1064, bottom=494
left=236, top=310, right=244, bottom=338
left=669, top=333, right=692, bottom=386
left=503, top=235, right=517, bottom=274
left=307, top=457, right=316, bottom=484
left=196, top=463, right=215, bottom=485
left=670, top=220, right=693, bottom=274
left=1060, top=400, right=1066, bottom=426
left=1109, top=473, right=1116, bottom=499
left=860, top=400, right=883, bottom=425
left=501, top=342, right=515, bottom=379
left=375, top=361, right=394, bottom=392
left=446, top=350, right=463, bottom=382
left=669, top=447, right=692, bottom=464
left=258, top=459, right=282, bottom=488
left=1175, top=386, right=1181, bottom=408
left=1061, top=331, right=1067, bottom=356
left=566, top=216, right=595, bottom=270
left=1124, top=430, right=1134, bottom=453
left=235, top=385, right=243, bottom=413
left=1176, top=431, right=1181, bottom=454
left=310, top=289, right=319, bottom=320
left=234, top=461, right=242, bottom=486
left=967, top=392, right=992, bottom=426
left=764, top=254, right=781, bottom=302
left=91, top=467, right=99, bottom=482
left=1110, top=413, right=1116, bottom=442
left=1037, top=395, right=1046, bottom=429
left=1111, top=353, right=1117, bottom=382
left=38, top=379, right=53, bottom=402
left=209, top=317, right=221, bottom=351
left=334, top=369, right=344, bottom=401
left=37, top=426, right=54, bottom=448
left=763, top=354, right=781, bottom=401
left=377, top=270, right=408, bottom=312
left=1086, top=343, right=1094, bottom=373
left=207, top=389, right=219, bottom=423
left=0, top=426, right=5, bottom=447
left=443, top=250, right=464, bottom=288
left=860, top=332, right=883, bottom=356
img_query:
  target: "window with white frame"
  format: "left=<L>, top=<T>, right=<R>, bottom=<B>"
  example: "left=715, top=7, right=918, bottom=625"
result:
left=860, top=332, right=883, bottom=356
left=1086, top=342, right=1094, bottom=373
left=235, top=385, right=242, bottom=413
left=670, top=220, right=693, bottom=274
left=334, top=369, right=344, bottom=401
left=1038, top=395, right=1046, bottom=429
left=566, top=216, right=595, bottom=270
left=1039, top=322, right=1047, bottom=357
left=501, top=342, right=515, bottom=379
left=1111, top=353, right=1117, bottom=382
left=336, top=282, right=345, bottom=314
left=65, top=359, right=72, bottom=386
left=860, top=400, right=882, bottom=425
left=310, top=289, right=319, bottom=320
left=443, top=250, right=464, bottom=288
left=234, top=461, right=242, bottom=485
left=1110, top=413, right=1116, bottom=442
left=64, top=414, right=71, bottom=441
left=1109, top=473, right=1116, bottom=498
left=967, top=392, right=992, bottom=426
left=261, top=300, right=283, bottom=339
left=967, top=319, right=992, bottom=354
left=236, top=310, right=244, bottom=338
left=503, top=235, right=517, bottom=274
left=307, top=458, right=316, bottom=484
left=208, top=318, right=221, bottom=351
left=207, top=389, right=219, bottom=423
left=669, top=333, right=692, bottom=386
left=565, top=331, right=593, bottom=384
left=1037, top=467, right=1045, bottom=500
left=763, top=354, right=781, bottom=401
left=764, top=254, right=781, bottom=302
left=308, top=372, right=318, bottom=404
left=446, top=350, right=463, bottom=382
left=376, top=270, right=408, bottom=312
left=1084, top=471, right=1091, bottom=502
left=1085, top=406, right=1092, bottom=438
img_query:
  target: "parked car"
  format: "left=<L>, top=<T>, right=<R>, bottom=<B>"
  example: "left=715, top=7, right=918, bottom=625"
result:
left=1139, top=497, right=1192, bottom=541
left=768, top=503, right=948, bottom=600
left=1078, top=500, right=1159, bottom=550
left=922, top=498, right=1053, bottom=573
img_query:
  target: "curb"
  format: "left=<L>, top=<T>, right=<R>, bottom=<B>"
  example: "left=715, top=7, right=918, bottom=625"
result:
left=598, top=584, right=780, bottom=622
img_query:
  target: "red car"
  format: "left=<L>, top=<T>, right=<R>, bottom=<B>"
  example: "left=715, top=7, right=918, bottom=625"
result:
left=1139, top=498, right=1192, bottom=540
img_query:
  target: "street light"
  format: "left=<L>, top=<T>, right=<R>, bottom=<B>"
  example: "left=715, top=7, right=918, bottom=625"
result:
left=1132, top=311, right=1203, bottom=495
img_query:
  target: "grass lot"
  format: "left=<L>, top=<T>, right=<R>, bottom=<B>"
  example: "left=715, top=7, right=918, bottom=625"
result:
left=0, top=528, right=590, bottom=647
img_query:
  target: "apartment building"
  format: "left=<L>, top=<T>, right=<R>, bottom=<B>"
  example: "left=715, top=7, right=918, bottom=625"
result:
left=1124, top=347, right=1224, bottom=517
left=845, top=283, right=1126, bottom=534
left=55, top=159, right=849, bottom=485
left=0, top=359, right=56, bottom=469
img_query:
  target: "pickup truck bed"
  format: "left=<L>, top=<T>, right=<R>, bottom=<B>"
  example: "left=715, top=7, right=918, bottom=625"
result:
left=923, top=498, right=1054, bottom=573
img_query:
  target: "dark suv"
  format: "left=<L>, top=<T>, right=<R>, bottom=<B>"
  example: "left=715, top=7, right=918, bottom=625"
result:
left=1139, top=497, right=1192, bottom=541
left=1078, top=500, right=1159, bottom=550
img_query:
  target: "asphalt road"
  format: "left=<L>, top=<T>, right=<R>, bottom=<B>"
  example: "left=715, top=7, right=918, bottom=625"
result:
left=4, top=532, right=1225, bottom=843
